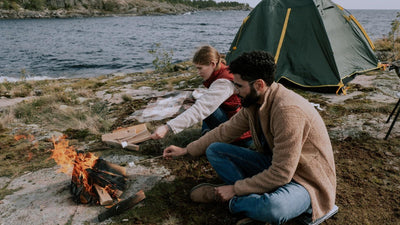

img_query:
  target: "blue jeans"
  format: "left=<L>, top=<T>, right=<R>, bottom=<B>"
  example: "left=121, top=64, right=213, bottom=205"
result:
left=206, top=142, right=311, bottom=225
left=202, top=107, right=229, bottom=133
left=202, top=108, right=253, bottom=148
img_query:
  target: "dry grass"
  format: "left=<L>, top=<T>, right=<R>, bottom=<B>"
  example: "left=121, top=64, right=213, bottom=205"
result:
left=374, top=37, right=400, bottom=61
left=0, top=108, right=14, bottom=129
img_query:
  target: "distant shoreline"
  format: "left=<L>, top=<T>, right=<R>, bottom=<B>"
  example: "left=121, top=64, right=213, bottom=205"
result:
left=0, top=5, right=251, bottom=19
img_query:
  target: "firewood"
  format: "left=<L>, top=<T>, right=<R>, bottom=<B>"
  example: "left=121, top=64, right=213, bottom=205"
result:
left=103, top=160, right=127, bottom=177
left=101, top=123, right=151, bottom=150
left=94, top=184, right=113, bottom=206
left=88, top=159, right=128, bottom=192
left=115, top=189, right=123, bottom=198
left=97, top=190, right=146, bottom=222
left=124, top=143, right=140, bottom=151
left=124, top=129, right=152, bottom=143
left=102, top=124, right=148, bottom=141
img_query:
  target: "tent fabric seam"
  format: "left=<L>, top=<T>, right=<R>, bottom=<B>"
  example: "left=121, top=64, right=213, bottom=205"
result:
left=276, top=76, right=343, bottom=88
left=340, top=66, right=382, bottom=80
left=277, top=64, right=381, bottom=88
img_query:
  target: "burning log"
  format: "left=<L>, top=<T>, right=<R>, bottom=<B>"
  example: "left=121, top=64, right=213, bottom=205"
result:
left=87, top=159, right=127, bottom=191
left=94, top=184, right=113, bottom=206
left=70, top=165, right=94, bottom=204
left=98, top=190, right=146, bottom=222
left=50, top=136, right=128, bottom=205
left=70, top=156, right=128, bottom=204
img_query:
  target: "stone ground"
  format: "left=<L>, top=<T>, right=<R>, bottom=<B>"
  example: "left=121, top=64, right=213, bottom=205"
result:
left=0, top=97, right=34, bottom=108
left=0, top=155, right=170, bottom=225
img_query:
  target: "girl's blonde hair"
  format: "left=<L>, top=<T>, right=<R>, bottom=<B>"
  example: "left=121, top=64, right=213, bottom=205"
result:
left=192, top=45, right=226, bottom=70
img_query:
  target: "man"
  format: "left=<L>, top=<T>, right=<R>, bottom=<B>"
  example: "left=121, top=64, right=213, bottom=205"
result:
left=163, top=51, right=337, bottom=224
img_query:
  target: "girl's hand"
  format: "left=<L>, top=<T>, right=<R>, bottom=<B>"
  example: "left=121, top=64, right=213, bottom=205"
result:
left=151, top=125, right=170, bottom=139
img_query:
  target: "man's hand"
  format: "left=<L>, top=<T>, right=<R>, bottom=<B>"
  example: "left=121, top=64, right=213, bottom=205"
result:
left=163, top=145, right=188, bottom=159
left=215, top=185, right=236, bottom=202
left=151, top=125, right=170, bottom=139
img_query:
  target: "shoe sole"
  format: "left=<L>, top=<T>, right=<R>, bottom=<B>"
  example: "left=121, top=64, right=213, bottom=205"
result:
left=298, top=205, right=339, bottom=225
left=190, top=183, right=225, bottom=203
left=190, top=183, right=222, bottom=193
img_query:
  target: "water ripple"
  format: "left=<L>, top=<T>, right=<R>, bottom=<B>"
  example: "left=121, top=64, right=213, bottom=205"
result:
left=0, top=10, right=397, bottom=79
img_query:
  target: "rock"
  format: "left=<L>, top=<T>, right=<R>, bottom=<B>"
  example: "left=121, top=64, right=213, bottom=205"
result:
left=77, top=97, right=88, bottom=103
left=0, top=155, right=170, bottom=225
left=0, top=177, right=11, bottom=189
left=34, top=89, right=43, bottom=96
left=178, top=80, right=186, bottom=88
left=41, top=131, right=64, bottom=141
left=112, top=72, right=126, bottom=77
left=59, top=104, right=70, bottom=111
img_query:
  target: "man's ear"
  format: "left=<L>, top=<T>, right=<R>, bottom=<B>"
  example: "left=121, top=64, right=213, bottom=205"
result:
left=254, top=79, right=266, bottom=92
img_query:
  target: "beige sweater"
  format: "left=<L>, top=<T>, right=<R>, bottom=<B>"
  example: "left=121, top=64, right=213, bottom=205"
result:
left=186, top=82, right=336, bottom=221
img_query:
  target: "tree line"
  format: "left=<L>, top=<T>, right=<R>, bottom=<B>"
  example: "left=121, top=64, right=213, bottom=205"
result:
left=162, top=0, right=248, bottom=9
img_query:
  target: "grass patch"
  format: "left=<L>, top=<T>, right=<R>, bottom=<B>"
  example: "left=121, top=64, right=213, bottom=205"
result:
left=0, top=131, right=55, bottom=178
left=11, top=94, right=112, bottom=134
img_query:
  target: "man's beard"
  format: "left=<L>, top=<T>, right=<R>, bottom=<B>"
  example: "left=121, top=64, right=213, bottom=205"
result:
left=241, top=86, right=259, bottom=108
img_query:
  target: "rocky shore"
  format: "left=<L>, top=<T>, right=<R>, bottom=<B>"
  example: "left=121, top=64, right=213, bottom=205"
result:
left=0, top=0, right=251, bottom=19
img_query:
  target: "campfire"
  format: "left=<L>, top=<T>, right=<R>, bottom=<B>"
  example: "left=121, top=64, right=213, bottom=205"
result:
left=49, top=135, right=146, bottom=221
left=50, top=136, right=127, bottom=205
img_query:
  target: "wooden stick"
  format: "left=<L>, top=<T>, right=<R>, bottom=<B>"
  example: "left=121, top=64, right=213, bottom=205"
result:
left=97, top=190, right=146, bottom=222
left=135, top=155, right=163, bottom=164
left=94, top=184, right=114, bottom=206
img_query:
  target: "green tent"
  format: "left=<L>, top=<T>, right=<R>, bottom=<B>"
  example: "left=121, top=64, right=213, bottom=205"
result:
left=226, top=0, right=381, bottom=93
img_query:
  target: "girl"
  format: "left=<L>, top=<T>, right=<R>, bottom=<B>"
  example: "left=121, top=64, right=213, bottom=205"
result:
left=151, top=45, right=251, bottom=146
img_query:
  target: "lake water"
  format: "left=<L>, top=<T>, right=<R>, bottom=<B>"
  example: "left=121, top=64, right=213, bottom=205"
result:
left=0, top=9, right=399, bottom=81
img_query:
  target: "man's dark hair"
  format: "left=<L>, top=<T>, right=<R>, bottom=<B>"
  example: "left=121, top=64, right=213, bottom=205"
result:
left=228, top=51, right=276, bottom=86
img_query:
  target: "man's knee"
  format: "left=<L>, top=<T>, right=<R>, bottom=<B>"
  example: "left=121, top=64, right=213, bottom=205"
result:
left=248, top=196, right=288, bottom=224
left=205, top=142, right=225, bottom=157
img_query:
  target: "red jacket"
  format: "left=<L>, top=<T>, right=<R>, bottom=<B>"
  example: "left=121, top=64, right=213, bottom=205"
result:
left=203, top=64, right=251, bottom=141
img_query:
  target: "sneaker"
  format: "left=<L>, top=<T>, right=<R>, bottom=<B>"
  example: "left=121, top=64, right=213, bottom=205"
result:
left=298, top=204, right=339, bottom=225
left=190, top=183, right=221, bottom=203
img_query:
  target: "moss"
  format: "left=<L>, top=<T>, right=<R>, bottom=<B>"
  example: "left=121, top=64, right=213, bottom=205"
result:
left=63, top=128, right=91, bottom=141
left=0, top=187, right=21, bottom=201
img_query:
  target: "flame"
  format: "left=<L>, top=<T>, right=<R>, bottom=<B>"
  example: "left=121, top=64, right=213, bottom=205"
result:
left=104, top=184, right=120, bottom=199
left=50, top=135, right=98, bottom=193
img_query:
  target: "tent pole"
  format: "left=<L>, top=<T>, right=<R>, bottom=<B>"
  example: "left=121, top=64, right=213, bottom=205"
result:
left=274, top=8, right=291, bottom=64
